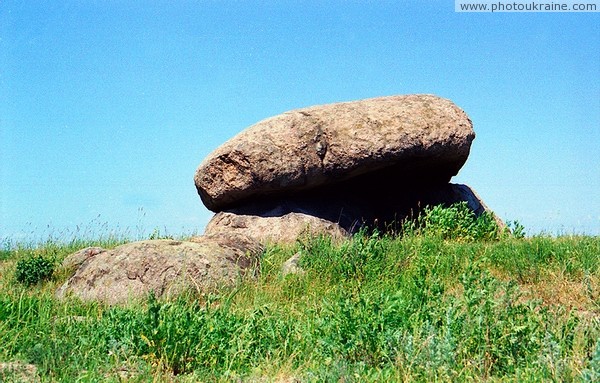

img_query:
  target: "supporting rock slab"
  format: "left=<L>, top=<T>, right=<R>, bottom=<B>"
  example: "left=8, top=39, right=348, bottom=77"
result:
left=204, top=183, right=502, bottom=243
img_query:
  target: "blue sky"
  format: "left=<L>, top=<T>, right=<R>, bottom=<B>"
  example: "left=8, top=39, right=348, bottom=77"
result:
left=1, top=1, right=599, bottom=241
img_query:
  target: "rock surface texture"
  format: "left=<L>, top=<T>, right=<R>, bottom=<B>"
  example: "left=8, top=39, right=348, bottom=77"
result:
left=195, top=94, right=475, bottom=212
left=57, top=234, right=263, bottom=305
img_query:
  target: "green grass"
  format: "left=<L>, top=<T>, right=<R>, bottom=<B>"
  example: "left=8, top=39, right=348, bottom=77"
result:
left=0, top=212, right=599, bottom=382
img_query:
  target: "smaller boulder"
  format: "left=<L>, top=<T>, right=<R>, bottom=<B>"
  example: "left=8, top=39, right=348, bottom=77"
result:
left=282, top=252, right=305, bottom=277
left=57, top=234, right=263, bottom=305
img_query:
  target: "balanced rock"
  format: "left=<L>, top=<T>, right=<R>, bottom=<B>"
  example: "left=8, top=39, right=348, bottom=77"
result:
left=56, top=234, right=262, bottom=305
left=195, top=94, right=474, bottom=212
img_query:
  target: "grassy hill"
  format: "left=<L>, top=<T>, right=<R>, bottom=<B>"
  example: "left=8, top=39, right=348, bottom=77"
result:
left=1, top=205, right=598, bottom=382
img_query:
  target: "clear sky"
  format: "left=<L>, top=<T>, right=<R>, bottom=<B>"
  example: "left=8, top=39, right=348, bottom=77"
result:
left=1, top=1, right=599, bottom=242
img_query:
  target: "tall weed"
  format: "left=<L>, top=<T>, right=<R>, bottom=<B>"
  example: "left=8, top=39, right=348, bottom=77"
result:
left=405, top=202, right=501, bottom=241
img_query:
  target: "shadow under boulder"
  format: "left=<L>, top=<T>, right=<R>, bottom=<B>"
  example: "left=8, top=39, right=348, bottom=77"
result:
left=204, top=182, right=500, bottom=243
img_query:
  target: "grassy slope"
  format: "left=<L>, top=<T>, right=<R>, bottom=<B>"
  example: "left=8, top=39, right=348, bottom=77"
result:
left=0, top=232, right=599, bottom=382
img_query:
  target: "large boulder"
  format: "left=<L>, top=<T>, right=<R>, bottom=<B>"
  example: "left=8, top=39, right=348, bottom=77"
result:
left=56, top=234, right=263, bottom=305
left=195, top=94, right=474, bottom=212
